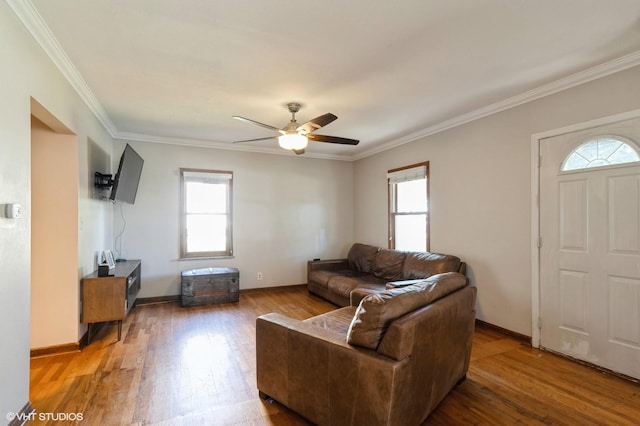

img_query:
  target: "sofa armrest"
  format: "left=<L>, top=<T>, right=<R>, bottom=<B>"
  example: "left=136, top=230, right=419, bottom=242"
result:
left=257, top=312, right=351, bottom=350
left=307, top=258, right=349, bottom=273
left=388, top=272, right=468, bottom=290
left=256, top=312, right=405, bottom=425
left=257, top=313, right=356, bottom=399
left=385, top=279, right=428, bottom=289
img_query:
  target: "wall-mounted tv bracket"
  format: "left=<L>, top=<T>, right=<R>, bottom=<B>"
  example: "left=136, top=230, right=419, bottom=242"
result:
left=94, top=172, right=114, bottom=189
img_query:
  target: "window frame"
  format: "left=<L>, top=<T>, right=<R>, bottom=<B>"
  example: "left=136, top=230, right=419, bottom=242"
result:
left=180, top=168, right=233, bottom=259
left=387, top=161, right=430, bottom=251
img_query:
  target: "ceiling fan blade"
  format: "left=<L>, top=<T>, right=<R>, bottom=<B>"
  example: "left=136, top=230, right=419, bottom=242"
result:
left=233, top=136, right=277, bottom=143
left=232, top=116, right=284, bottom=134
left=307, top=134, right=359, bottom=145
left=297, top=113, right=337, bottom=134
left=292, top=148, right=305, bottom=155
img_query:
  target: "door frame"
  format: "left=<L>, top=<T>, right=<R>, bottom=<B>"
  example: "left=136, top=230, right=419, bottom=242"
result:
left=530, top=107, right=640, bottom=348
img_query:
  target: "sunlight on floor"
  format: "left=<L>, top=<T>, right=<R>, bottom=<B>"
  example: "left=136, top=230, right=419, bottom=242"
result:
left=180, top=334, right=231, bottom=368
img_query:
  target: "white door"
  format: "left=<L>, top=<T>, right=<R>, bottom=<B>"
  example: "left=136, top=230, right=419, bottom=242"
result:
left=539, top=117, right=640, bottom=380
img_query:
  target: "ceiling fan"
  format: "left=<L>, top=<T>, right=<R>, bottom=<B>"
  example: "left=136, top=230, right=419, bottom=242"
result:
left=232, top=103, right=359, bottom=155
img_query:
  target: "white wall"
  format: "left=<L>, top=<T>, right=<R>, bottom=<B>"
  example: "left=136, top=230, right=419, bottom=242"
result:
left=112, top=140, right=354, bottom=297
left=354, top=65, right=640, bottom=336
left=0, top=2, right=113, bottom=416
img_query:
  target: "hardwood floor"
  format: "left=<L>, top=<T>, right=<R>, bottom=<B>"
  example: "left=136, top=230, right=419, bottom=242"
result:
left=30, top=286, right=639, bottom=425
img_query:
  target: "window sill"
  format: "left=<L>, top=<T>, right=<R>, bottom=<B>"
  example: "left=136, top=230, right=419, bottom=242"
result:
left=178, top=255, right=235, bottom=261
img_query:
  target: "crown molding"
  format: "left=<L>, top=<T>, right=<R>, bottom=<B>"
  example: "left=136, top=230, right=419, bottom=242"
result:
left=115, top=131, right=353, bottom=161
left=6, top=0, right=118, bottom=136
left=10, top=0, right=640, bottom=162
left=353, top=50, right=640, bottom=160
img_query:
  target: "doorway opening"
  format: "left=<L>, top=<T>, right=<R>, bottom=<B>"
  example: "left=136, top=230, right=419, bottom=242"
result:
left=30, top=98, right=79, bottom=353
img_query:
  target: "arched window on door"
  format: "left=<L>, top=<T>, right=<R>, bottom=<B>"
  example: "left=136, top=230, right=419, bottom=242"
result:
left=561, top=135, right=640, bottom=172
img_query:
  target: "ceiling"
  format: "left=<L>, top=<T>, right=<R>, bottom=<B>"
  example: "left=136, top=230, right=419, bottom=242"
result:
left=14, top=0, right=640, bottom=159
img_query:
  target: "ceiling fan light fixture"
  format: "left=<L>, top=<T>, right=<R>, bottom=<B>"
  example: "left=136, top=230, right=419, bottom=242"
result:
left=278, top=133, right=308, bottom=150
left=233, top=104, right=358, bottom=151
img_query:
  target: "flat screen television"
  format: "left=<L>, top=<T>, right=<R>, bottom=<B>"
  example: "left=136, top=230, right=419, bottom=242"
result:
left=110, top=144, right=144, bottom=204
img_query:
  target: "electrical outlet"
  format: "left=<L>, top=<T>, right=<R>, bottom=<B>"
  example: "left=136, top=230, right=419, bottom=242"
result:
left=257, top=272, right=263, bottom=280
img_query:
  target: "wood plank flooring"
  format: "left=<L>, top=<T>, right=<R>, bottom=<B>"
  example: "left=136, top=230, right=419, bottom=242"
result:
left=30, top=286, right=639, bottom=425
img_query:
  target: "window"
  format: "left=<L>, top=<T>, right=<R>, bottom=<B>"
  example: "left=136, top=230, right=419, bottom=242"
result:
left=180, top=169, right=233, bottom=258
left=561, top=136, right=640, bottom=172
left=388, top=162, right=429, bottom=251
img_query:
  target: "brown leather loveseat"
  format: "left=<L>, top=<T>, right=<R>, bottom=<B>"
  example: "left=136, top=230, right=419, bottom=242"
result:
left=308, top=243, right=466, bottom=306
left=256, top=255, right=476, bottom=425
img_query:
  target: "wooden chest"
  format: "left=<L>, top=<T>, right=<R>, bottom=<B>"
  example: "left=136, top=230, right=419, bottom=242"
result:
left=181, top=267, right=239, bottom=307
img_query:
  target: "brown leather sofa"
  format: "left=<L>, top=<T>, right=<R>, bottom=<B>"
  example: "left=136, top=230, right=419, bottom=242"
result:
left=256, top=271, right=476, bottom=425
left=308, top=243, right=466, bottom=306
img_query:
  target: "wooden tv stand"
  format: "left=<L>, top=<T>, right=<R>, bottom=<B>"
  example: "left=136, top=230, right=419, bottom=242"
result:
left=81, top=260, right=141, bottom=344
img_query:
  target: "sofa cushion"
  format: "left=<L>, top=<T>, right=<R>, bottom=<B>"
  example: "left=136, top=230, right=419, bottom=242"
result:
left=347, top=243, right=380, bottom=273
left=346, top=272, right=467, bottom=350
left=372, top=249, right=406, bottom=281
left=402, top=251, right=461, bottom=279
left=309, top=269, right=363, bottom=288
left=304, top=306, right=357, bottom=335
left=327, top=275, right=386, bottom=299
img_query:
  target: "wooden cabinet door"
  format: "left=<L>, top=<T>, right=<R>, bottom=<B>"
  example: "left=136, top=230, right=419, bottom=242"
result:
left=82, top=277, right=125, bottom=322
